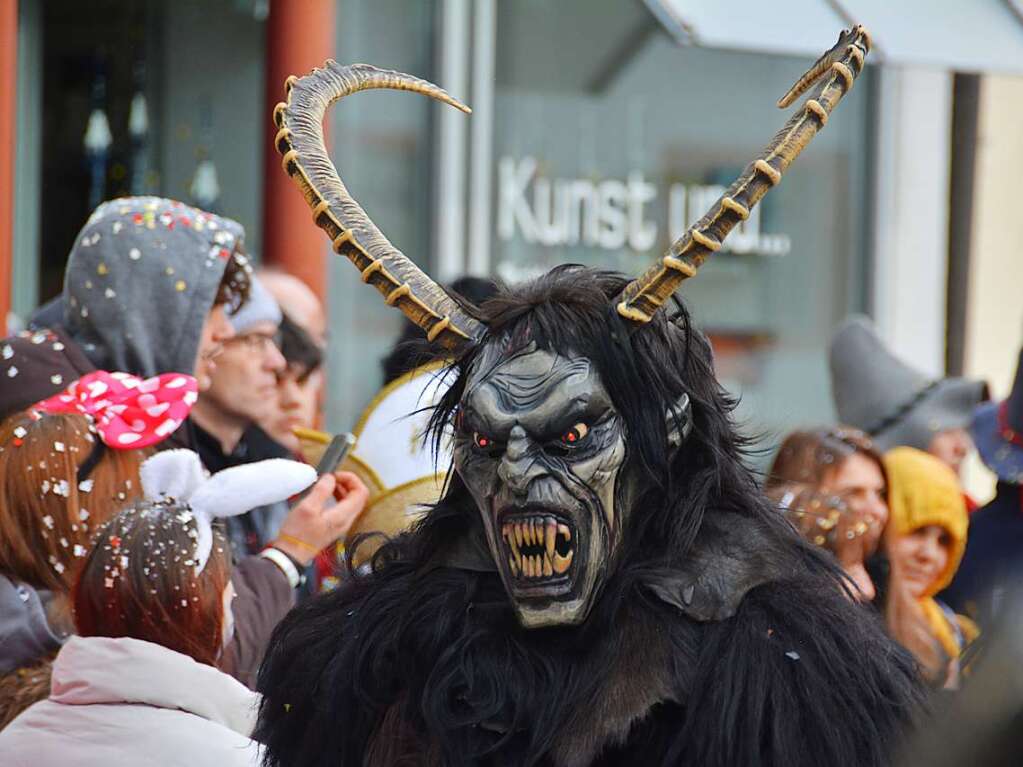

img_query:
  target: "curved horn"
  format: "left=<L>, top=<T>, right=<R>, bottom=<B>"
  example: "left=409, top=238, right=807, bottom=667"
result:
left=614, top=26, right=871, bottom=326
left=274, top=61, right=485, bottom=350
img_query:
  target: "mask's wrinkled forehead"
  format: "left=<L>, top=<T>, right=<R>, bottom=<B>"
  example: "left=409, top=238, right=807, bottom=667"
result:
left=463, top=343, right=612, bottom=436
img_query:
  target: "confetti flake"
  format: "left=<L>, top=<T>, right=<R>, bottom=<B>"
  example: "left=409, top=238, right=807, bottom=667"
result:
left=1, top=345, right=12, bottom=359
left=13, top=426, right=26, bottom=439
left=7, top=366, right=18, bottom=378
left=50, top=374, right=63, bottom=386
left=79, top=479, right=95, bottom=493
left=54, top=441, right=66, bottom=452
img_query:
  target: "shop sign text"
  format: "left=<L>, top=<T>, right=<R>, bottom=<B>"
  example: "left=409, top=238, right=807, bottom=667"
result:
left=497, top=156, right=791, bottom=256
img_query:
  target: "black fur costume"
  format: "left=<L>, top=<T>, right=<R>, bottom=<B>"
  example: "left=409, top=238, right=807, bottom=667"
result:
left=255, top=269, right=922, bottom=767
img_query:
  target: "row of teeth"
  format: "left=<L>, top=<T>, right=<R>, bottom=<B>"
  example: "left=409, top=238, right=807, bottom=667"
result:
left=501, top=517, right=573, bottom=578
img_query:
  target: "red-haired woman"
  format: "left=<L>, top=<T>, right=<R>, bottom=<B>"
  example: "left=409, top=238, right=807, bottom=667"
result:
left=0, top=337, right=199, bottom=727
left=0, top=410, right=144, bottom=727
left=0, top=450, right=316, bottom=766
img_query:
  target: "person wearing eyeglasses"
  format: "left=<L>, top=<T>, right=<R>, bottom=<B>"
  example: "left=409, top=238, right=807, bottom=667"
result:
left=187, top=275, right=368, bottom=683
left=190, top=276, right=287, bottom=472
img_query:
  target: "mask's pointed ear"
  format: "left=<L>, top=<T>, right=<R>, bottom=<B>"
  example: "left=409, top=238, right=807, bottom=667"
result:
left=666, top=393, right=692, bottom=449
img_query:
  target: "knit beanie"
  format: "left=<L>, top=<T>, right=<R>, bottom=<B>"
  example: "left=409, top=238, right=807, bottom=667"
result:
left=228, top=276, right=281, bottom=334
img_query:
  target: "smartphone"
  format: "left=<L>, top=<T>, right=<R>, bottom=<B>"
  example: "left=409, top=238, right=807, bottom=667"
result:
left=294, top=432, right=356, bottom=502
left=315, top=432, right=357, bottom=476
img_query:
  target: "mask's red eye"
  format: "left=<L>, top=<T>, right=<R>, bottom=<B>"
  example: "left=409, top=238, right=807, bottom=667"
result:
left=561, top=423, right=589, bottom=446
left=473, top=432, right=491, bottom=449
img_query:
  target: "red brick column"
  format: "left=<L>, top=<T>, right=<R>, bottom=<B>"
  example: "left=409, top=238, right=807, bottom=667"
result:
left=261, top=0, right=336, bottom=301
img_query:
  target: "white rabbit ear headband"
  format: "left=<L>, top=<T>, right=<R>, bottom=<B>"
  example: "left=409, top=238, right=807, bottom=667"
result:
left=139, top=449, right=317, bottom=573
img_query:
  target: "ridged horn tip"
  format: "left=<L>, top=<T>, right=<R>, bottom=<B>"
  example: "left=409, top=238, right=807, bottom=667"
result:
left=776, top=24, right=870, bottom=108
left=616, top=25, right=868, bottom=328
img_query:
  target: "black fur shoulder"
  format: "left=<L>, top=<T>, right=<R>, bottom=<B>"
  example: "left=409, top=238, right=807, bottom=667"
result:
left=255, top=268, right=924, bottom=766
left=256, top=559, right=922, bottom=767
left=669, top=575, right=923, bottom=767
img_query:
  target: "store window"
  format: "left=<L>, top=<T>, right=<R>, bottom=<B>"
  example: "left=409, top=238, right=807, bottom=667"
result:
left=491, top=0, right=874, bottom=450
left=19, top=0, right=266, bottom=314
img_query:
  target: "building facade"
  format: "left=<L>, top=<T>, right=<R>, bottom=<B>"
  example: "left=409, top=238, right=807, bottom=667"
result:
left=3, top=0, right=1022, bottom=495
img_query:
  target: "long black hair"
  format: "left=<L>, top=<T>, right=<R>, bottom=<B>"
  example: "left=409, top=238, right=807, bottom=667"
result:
left=255, top=266, right=922, bottom=767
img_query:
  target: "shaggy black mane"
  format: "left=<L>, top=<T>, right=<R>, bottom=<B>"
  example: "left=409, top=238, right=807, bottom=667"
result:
left=255, top=266, right=922, bottom=767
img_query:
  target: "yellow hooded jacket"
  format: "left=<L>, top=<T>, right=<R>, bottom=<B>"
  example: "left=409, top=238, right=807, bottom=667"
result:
left=883, top=447, right=978, bottom=659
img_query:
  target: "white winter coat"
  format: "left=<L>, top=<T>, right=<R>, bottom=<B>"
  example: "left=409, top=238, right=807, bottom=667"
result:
left=0, top=635, right=262, bottom=766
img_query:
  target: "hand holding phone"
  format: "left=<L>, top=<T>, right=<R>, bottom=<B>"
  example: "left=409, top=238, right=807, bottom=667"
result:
left=315, top=432, right=356, bottom=476
left=275, top=432, right=368, bottom=566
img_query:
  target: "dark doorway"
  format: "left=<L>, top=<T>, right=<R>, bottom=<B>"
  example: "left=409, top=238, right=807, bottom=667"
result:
left=38, top=0, right=162, bottom=305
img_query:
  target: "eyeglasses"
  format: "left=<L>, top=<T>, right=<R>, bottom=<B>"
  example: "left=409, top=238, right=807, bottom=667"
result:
left=226, top=331, right=282, bottom=355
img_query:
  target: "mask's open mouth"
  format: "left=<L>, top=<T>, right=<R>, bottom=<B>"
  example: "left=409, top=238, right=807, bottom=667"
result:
left=499, top=511, right=575, bottom=586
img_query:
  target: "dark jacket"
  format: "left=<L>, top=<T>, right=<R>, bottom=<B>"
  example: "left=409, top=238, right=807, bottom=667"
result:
left=941, top=482, right=1023, bottom=627
left=221, top=556, right=294, bottom=689
left=0, top=575, right=69, bottom=729
left=0, top=575, right=67, bottom=677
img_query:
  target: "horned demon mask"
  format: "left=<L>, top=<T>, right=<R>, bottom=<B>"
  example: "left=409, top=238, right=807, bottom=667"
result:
left=272, top=27, right=870, bottom=627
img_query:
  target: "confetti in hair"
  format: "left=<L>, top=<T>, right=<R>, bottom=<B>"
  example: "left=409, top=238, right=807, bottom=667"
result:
left=138, top=450, right=316, bottom=573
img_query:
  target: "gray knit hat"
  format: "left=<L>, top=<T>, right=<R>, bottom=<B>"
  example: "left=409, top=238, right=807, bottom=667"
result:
left=828, top=316, right=988, bottom=452
left=228, top=275, right=282, bottom=334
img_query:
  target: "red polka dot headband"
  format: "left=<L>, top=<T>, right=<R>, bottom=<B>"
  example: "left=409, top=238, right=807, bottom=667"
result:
left=34, top=370, right=198, bottom=449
